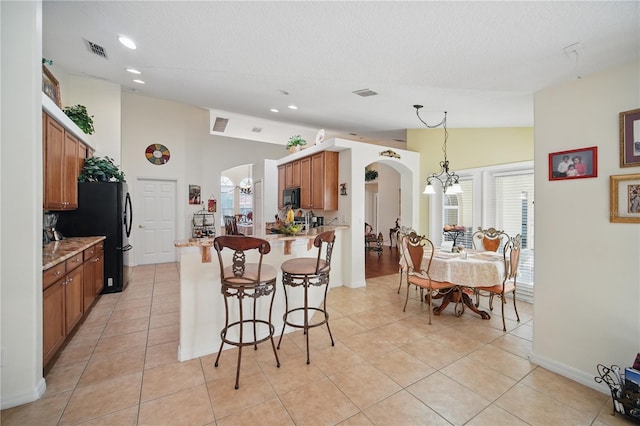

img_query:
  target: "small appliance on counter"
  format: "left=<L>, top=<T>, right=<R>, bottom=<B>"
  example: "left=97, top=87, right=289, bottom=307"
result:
left=43, top=212, right=64, bottom=242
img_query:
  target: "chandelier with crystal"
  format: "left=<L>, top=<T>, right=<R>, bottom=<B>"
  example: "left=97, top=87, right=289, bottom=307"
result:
left=413, top=105, right=462, bottom=195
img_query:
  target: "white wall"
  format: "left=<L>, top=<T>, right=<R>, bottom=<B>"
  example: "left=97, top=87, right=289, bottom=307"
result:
left=0, top=1, right=46, bottom=409
left=531, top=60, right=640, bottom=391
left=68, top=76, right=121, bottom=163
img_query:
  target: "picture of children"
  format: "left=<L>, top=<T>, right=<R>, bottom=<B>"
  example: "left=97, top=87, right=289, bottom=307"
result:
left=565, top=164, right=577, bottom=177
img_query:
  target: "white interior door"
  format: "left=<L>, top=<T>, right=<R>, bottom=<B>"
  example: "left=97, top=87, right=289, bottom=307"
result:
left=136, top=178, right=177, bottom=265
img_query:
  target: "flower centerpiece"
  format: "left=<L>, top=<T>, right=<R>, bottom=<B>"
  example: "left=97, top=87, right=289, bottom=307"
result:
left=286, top=135, right=306, bottom=153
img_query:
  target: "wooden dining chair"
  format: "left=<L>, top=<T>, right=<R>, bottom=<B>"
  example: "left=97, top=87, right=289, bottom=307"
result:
left=472, top=227, right=509, bottom=306
left=397, top=226, right=416, bottom=294
left=402, top=232, right=459, bottom=325
left=474, top=234, right=522, bottom=331
left=223, top=215, right=243, bottom=235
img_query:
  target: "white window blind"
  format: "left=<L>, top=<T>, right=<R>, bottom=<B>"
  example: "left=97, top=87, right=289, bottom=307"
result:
left=491, top=171, right=534, bottom=302
left=220, top=176, right=234, bottom=218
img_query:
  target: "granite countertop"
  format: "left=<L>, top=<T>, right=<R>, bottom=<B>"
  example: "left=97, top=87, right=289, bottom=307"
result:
left=43, top=236, right=106, bottom=270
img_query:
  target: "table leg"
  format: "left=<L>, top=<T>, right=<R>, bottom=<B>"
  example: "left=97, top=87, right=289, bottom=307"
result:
left=431, top=289, right=490, bottom=320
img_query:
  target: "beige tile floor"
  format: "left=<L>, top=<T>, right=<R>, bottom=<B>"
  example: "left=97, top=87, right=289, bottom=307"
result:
left=1, top=263, right=632, bottom=425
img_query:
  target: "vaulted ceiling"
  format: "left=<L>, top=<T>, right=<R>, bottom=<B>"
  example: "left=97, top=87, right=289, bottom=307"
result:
left=43, top=1, right=639, bottom=144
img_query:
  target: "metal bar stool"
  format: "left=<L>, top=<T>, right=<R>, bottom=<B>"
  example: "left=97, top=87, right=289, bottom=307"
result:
left=277, top=230, right=336, bottom=364
left=213, top=236, right=280, bottom=389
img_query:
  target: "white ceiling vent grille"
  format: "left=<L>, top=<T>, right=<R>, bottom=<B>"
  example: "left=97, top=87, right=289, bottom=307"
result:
left=251, top=127, right=263, bottom=133
left=212, top=117, right=229, bottom=132
left=84, top=39, right=108, bottom=59
left=353, top=88, right=378, bottom=97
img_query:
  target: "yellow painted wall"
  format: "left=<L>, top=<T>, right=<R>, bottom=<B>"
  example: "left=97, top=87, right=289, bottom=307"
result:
left=407, top=127, right=533, bottom=236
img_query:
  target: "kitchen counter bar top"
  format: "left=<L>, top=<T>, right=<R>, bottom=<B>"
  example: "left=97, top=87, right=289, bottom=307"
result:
left=174, top=225, right=349, bottom=260
left=43, top=236, right=106, bottom=270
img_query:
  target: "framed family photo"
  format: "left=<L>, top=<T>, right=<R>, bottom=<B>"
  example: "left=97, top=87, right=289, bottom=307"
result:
left=549, top=146, right=598, bottom=181
left=42, top=66, right=61, bottom=108
left=619, top=108, right=640, bottom=168
left=610, top=173, right=640, bottom=223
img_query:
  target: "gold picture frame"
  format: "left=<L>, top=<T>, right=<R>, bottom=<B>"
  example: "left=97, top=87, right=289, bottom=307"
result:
left=610, top=173, right=640, bottom=223
left=42, top=66, right=61, bottom=108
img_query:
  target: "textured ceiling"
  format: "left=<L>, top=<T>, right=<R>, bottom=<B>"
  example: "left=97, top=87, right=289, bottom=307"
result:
left=42, top=1, right=640, bottom=144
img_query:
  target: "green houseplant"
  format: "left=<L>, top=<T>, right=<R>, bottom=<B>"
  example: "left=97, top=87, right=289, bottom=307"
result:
left=78, top=156, right=125, bottom=182
left=63, top=104, right=95, bottom=135
left=365, top=168, right=379, bottom=182
left=286, top=135, right=306, bottom=152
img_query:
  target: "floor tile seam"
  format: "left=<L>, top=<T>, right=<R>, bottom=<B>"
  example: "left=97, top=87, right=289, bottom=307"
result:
left=398, top=384, right=462, bottom=425
left=512, top=369, right=606, bottom=421
left=58, top=401, right=141, bottom=426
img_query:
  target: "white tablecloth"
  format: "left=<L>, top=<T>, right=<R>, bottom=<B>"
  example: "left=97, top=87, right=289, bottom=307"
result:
left=419, top=251, right=505, bottom=288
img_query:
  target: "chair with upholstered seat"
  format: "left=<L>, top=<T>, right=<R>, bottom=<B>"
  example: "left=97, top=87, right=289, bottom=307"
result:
left=277, top=230, right=335, bottom=364
left=396, top=226, right=416, bottom=294
left=472, top=227, right=509, bottom=306
left=474, top=234, right=522, bottom=331
left=223, top=215, right=244, bottom=235
left=402, top=231, right=459, bottom=325
left=213, top=236, right=280, bottom=389
left=472, top=227, right=508, bottom=252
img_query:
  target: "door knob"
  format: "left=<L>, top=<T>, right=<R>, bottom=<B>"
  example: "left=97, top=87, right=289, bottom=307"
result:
left=139, top=225, right=144, bottom=228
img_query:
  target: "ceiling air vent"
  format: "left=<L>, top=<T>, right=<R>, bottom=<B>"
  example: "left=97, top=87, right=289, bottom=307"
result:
left=212, top=117, right=229, bottom=132
left=84, top=39, right=108, bottom=59
left=251, top=127, right=263, bottom=133
left=353, top=88, right=378, bottom=97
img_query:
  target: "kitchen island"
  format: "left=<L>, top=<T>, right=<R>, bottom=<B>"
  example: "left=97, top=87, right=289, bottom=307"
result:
left=174, top=226, right=348, bottom=361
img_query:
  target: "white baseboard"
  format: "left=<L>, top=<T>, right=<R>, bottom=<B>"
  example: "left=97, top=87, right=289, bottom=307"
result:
left=529, top=351, right=610, bottom=395
left=0, top=377, right=46, bottom=410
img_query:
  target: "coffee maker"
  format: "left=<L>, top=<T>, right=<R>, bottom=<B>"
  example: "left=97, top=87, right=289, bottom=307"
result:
left=43, top=212, right=64, bottom=243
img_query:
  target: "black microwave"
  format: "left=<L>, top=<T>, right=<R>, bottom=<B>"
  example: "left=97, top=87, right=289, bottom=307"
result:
left=283, top=187, right=300, bottom=209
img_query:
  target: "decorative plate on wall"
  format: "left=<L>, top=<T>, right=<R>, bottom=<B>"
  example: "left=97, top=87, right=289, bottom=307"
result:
left=145, top=143, right=171, bottom=165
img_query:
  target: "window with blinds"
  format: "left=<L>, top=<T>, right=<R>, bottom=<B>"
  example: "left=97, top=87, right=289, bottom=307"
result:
left=438, top=163, right=534, bottom=303
left=220, top=176, right=234, bottom=218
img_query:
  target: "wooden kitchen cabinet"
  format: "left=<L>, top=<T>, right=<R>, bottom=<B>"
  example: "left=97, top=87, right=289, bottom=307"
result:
left=43, top=112, right=79, bottom=210
left=300, top=156, right=312, bottom=208
left=309, top=151, right=339, bottom=210
left=278, top=165, right=285, bottom=209
left=64, top=264, right=84, bottom=333
left=281, top=151, right=339, bottom=211
left=285, top=160, right=301, bottom=188
left=43, top=279, right=65, bottom=367
left=82, top=241, right=104, bottom=311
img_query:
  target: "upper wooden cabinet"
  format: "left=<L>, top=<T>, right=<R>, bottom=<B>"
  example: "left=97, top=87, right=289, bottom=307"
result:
left=43, top=112, right=79, bottom=210
left=285, top=160, right=301, bottom=188
left=309, top=151, right=338, bottom=210
left=281, top=151, right=338, bottom=211
left=277, top=165, right=286, bottom=209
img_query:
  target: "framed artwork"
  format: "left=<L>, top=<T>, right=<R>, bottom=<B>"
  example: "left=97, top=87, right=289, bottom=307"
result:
left=42, top=66, right=61, bottom=108
left=548, top=146, right=598, bottom=181
left=610, top=173, right=640, bottom=223
left=189, top=185, right=201, bottom=205
left=619, top=108, right=640, bottom=167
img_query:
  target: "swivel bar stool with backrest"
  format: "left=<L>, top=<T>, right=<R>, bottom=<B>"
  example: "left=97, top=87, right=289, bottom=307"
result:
left=277, top=230, right=336, bottom=364
left=213, top=235, right=280, bottom=389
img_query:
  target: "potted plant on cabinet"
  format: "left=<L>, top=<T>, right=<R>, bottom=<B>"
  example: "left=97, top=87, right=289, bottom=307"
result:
left=63, top=104, right=95, bottom=135
left=78, top=156, right=126, bottom=182
left=286, top=135, right=306, bottom=153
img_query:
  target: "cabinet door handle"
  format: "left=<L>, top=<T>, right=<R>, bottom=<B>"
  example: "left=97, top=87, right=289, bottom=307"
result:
left=54, top=270, right=62, bottom=276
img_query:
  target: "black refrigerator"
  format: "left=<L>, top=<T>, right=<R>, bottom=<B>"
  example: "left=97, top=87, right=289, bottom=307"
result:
left=57, top=182, right=133, bottom=293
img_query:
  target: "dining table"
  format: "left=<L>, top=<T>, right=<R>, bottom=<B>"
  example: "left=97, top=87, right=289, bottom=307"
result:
left=413, top=249, right=506, bottom=320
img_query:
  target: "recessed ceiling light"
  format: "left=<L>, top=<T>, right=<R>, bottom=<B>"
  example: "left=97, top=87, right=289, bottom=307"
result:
left=288, top=105, right=298, bottom=110
left=126, top=68, right=141, bottom=74
left=277, top=90, right=289, bottom=95
left=133, top=79, right=145, bottom=85
left=270, top=108, right=279, bottom=113
left=118, top=35, right=136, bottom=50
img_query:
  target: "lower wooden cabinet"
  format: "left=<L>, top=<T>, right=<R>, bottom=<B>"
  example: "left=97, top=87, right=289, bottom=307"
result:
left=43, top=280, right=65, bottom=366
left=64, top=265, right=84, bottom=333
left=43, top=240, right=103, bottom=368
